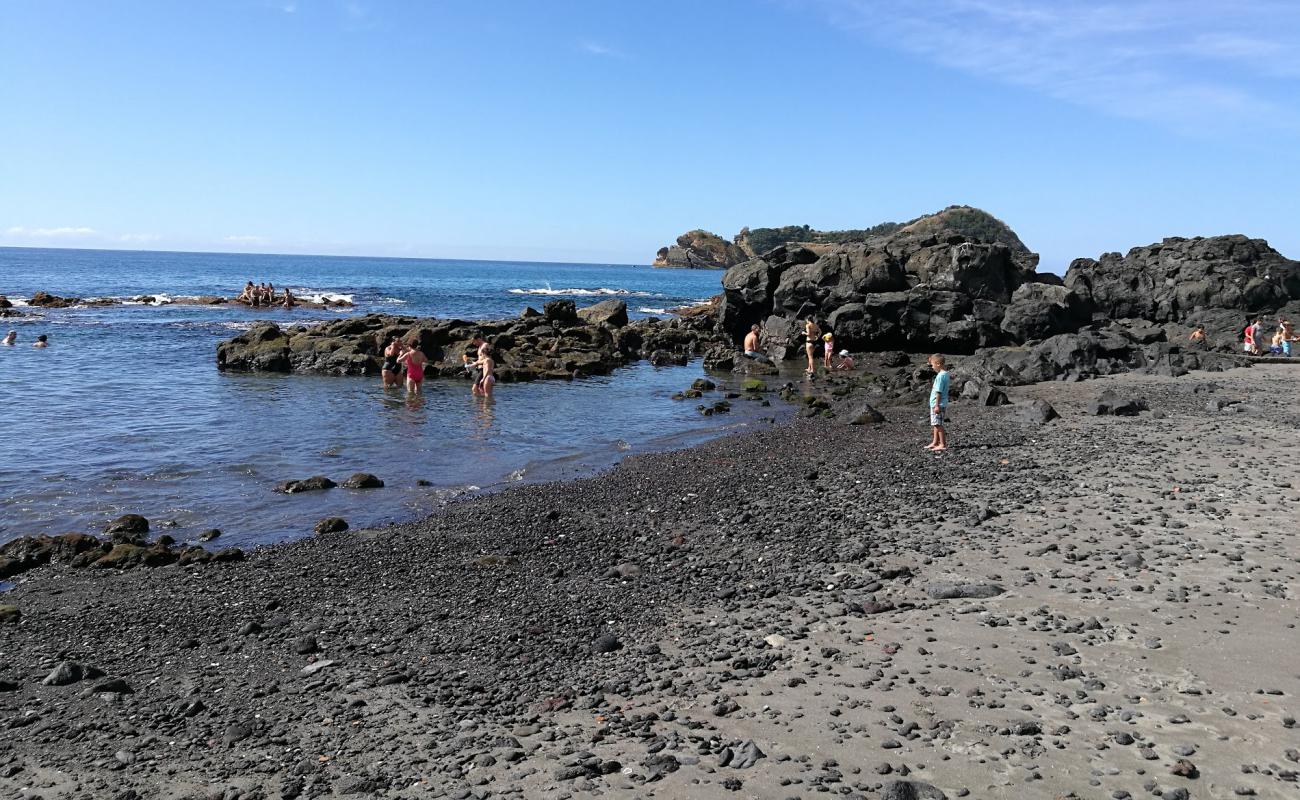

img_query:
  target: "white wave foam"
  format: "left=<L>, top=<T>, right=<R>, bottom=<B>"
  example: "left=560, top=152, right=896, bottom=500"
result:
left=293, top=290, right=355, bottom=305
left=8, top=298, right=30, bottom=307
left=637, top=307, right=669, bottom=315
left=379, top=297, right=408, bottom=304
left=508, top=286, right=654, bottom=298
left=118, top=294, right=175, bottom=306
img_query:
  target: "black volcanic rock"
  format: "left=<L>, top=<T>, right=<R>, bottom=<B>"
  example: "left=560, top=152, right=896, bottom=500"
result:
left=1065, top=235, right=1300, bottom=322
left=718, top=226, right=1036, bottom=355
left=1000, top=283, right=1093, bottom=341
left=216, top=312, right=717, bottom=382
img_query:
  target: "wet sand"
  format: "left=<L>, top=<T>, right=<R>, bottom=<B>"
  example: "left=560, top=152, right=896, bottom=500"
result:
left=2, top=365, right=1298, bottom=799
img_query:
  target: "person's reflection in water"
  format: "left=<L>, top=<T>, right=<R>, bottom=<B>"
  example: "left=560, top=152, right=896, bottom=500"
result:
left=471, top=395, right=495, bottom=439
left=405, top=391, right=426, bottom=411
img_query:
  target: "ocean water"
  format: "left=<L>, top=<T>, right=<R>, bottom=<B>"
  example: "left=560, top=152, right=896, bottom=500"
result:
left=0, top=248, right=772, bottom=548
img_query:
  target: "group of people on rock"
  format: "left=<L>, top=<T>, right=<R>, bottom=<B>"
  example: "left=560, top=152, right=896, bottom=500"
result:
left=2, top=330, right=47, bottom=348
left=377, top=333, right=496, bottom=397
left=740, top=319, right=854, bottom=374
left=238, top=281, right=294, bottom=308
left=742, top=318, right=949, bottom=451
left=1237, top=318, right=1297, bottom=357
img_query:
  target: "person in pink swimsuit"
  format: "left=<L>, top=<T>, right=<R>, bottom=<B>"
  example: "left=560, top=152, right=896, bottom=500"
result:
left=402, top=337, right=427, bottom=395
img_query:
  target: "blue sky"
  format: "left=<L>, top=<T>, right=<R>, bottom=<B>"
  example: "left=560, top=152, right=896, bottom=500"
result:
left=0, top=0, right=1296, bottom=271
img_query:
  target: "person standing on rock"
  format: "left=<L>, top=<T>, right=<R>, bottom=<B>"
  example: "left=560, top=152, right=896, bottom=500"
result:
left=401, top=337, right=426, bottom=395
left=926, top=353, right=950, bottom=452
left=822, top=331, right=835, bottom=370
left=803, top=318, right=821, bottom=375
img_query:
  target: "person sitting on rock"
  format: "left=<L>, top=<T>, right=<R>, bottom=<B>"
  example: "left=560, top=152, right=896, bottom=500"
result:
left=742, top=324, right=771, bottom=364
left=238, top=281, right=255, bottom=302
left=1188, top=325, right=1206, bottom=347
left=834, top=349, right=855, bottom=370
left=281, top=287, right=295, bottom=308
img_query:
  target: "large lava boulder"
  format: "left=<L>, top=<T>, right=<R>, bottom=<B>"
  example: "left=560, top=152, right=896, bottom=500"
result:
left=576, top=299, right=629, bottom=328
left=1000, top=283, right=1093, bottom=342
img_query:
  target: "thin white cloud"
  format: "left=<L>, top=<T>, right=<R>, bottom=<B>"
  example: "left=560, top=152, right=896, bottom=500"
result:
left=4, top=226, right=98, bottom=238
left=580, top=41, right=625, bottom=58
left=224, top=235, right=269, bottom=245
left=810, top=0, right=1300, bottom=133
left=117, top=233, right=162, bottom=244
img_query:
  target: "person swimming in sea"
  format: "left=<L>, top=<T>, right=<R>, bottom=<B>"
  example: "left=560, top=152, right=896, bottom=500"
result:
left=33, top=334, right=48, bottom=348
left=2, top=330, right=15, bottom=346
left=401, top=336, right=426, bottom=395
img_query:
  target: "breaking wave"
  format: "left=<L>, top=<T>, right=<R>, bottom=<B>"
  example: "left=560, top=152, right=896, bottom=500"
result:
left=508, top=285, right=655, bottom=298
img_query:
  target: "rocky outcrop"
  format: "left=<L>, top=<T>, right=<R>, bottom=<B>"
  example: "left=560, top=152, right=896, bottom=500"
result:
left=1064, top=235, right=1300, bottom=323
left=15, top=292, right=347, bottom=310
left=719, top=229, right=1038, bottom=356
left=653, top=230, right=747, bottom=269
left=665, top=206, right=1038, bottom=272
left=955, top=329, right=1250, bottom=388
left=0, top=531, right=242, bottom=580
left=27, top=291, right=81, bottom=308
left=216, top=302, right=722, bottom=381
left=718, top=229, right=1298, bottom=373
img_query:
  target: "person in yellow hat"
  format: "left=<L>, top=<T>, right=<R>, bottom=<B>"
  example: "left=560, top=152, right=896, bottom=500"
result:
left=822, top=331, right=834, bottom=370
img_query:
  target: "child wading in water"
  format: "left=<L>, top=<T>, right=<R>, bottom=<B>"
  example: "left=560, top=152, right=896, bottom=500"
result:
left=926, top=353, right=950, bottom=452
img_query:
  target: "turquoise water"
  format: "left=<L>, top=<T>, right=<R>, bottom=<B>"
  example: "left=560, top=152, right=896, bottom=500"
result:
left=0, top=248, right=769, bottom=547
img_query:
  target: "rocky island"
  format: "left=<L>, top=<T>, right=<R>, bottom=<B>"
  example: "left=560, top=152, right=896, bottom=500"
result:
left=652, top=205, right=1037, bottom=270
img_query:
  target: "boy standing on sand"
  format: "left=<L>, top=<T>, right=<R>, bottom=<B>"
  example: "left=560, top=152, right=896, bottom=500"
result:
left=926, top=353, right=950, bottom=452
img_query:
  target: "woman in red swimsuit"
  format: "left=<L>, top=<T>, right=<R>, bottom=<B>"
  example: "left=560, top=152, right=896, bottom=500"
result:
left=402, top=337, right=427, bottom=395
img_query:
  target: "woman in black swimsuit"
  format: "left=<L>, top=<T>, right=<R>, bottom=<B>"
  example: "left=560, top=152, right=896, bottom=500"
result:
left=380, top=336, right=405, bottom=388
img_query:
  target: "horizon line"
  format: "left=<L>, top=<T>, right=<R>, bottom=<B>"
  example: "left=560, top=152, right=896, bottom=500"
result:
left=0, top=243, right=653, bottom=269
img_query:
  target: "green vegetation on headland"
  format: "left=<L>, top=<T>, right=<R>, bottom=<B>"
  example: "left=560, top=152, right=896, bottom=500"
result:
left=653, top=205, right=1033, bottom=269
